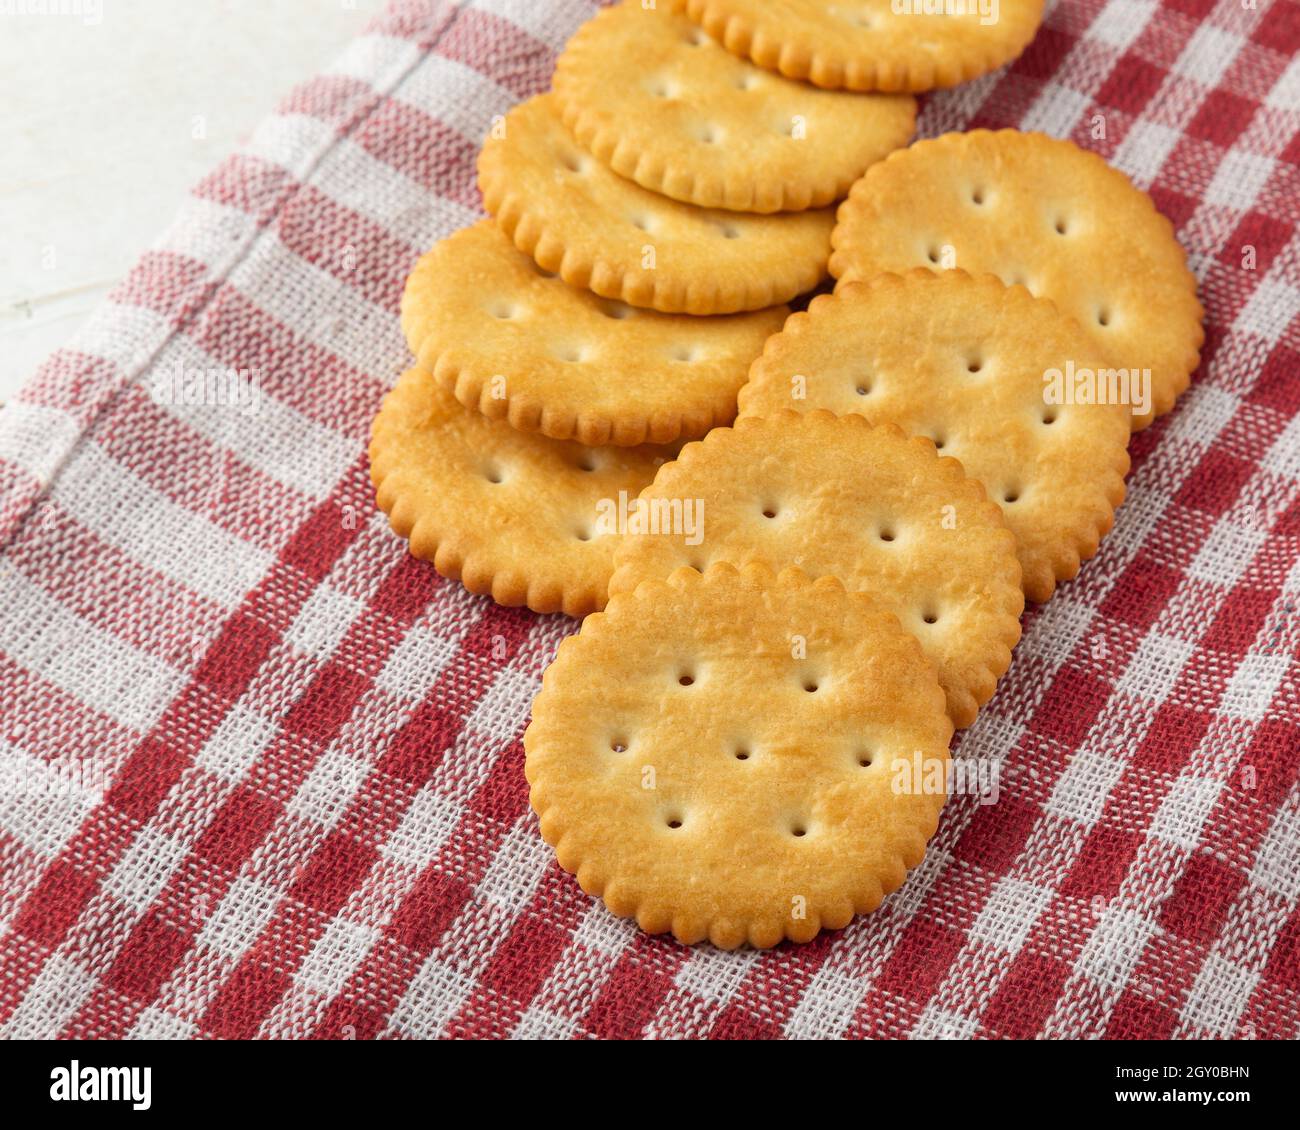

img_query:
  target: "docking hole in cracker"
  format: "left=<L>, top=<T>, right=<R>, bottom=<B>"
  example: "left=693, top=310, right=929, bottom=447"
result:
left=829, top=130, right=1204, bottom=429
left=608, top=412, right=1024, bottom=728
left=401, top=221, right=788, bottom=447
left=370, top=368, right=673, bottom=617
left=525, top=561, right=953, bottom=949
left=671, top=0, right=1045, bottom=92
left=739, top=271, right=1131, bottom=602
left=477, top=93, right=836, bottom=315
left=553, top=0, right=916, bottom=213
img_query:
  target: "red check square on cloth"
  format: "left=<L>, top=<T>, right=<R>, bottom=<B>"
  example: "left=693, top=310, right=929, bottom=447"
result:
left=0, top=0, right=1297, bottom=1041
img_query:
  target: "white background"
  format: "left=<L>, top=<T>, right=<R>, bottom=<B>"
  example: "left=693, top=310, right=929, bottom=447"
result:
left=0, top=0, right=384, bottom=405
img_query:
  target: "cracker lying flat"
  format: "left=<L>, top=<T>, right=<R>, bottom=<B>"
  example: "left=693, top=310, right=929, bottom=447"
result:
left=525, top=562, right=953, bottom=949
left=478, top=94, right=836, bottom=315
left=609, top=412, right=1023, bottom=727
left=740, top=271, right=1131, bottom=602
left=553, top=1, right=915, bottom=213
left=402, top=222, right=787, bottom=447
left=672, top=0, right=1044, bottom=92
left=830, top=130, right=1204, bottom=429
left=370, top=367, right=672, bottom=617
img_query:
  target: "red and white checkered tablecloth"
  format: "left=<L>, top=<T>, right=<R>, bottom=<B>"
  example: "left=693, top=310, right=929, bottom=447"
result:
left=0, top=0, right=1296, bottom=1041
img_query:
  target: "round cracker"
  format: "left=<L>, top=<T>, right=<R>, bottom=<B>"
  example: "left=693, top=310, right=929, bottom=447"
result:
left=525, top=561, right=953, bottom=949
left=830, top=130, right=1204, bottom=429
left=401, top=221, right=788, bottom=448
left=553, top=0, right=916, bottom=213
left=477, top=94, right=836, bottom=315
left=739, top=271, right=1132, bottom=602
left=370, top=367, right=673, bottom=617
left=672, top=0, right=1044, bottom=92
left=608, top=411, right=1024, bottom=728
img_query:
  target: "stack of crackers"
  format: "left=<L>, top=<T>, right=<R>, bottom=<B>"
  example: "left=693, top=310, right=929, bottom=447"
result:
left=370, top=0, right=1204, bottom=950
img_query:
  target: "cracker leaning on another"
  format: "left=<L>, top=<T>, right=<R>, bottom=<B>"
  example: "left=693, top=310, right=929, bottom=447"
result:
left=402, top=221, right=787, bottom=447
left=609, top=412, right=1025, bottom=729
left=830, top=130, right=1204, bottom=429
left=669, top=0, right=1045, bottom=92
left=370, top=368, right=676, bottom=618
left=553, top=0, right=916, bottom=213
left=525, top=562, right=954, bottom=950
left=478, top=94, right=836, bottom=315
left=740, top=270, right=1132, bottom=602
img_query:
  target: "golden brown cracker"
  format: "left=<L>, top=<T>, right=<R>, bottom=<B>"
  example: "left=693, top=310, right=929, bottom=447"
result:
left=739, top=271, right=1131, bottom=601
left=671, top=0, right=1044, bottom=92
left=609, top=411, right=1024, bottom=727
left=370, top=367, right=673, bottom=617
left=553, top=0, right=915, bottom=213
left=477, top=93, right=836, bottom=315
left=830, top=130, right=1204, bottom=429
left=525, top=561, right=953, bottom=949
left=401, top=221, right=787, bottom=447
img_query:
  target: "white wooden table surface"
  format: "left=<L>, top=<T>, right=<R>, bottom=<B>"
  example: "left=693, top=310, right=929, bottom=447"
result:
left=0, top=0, right=383, bottom=406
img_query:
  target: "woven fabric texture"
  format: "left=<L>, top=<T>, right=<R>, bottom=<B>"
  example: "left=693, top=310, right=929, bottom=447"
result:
left=0, top=0, right=1297, bottom=1040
